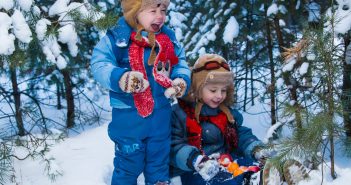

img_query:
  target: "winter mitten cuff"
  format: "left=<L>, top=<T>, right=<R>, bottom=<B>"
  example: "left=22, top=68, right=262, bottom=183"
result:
left=118, top=71, right=149, bottom=93
left=192, top=155, right=206, bottom=172
left=187, top=150, right=201, bottom=170
left=164, top=78, right=187, bottom=99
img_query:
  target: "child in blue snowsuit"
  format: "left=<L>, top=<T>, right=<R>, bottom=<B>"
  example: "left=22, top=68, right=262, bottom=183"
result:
left=90, top=0, right=190, bottom=184
left=169, top=54, right=264, bottom=185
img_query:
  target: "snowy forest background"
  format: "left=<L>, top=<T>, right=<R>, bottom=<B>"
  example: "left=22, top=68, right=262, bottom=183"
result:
left=1, top=0, right=351, bottom=184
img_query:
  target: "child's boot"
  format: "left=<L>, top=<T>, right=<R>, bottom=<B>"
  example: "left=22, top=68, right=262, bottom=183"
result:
left=262, top=162, right=283, bottom=185
left=282, top=160, right=309, bottom=185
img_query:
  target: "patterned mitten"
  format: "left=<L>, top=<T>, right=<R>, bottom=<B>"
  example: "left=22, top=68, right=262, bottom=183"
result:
left=193, top=155, right=220, bottom=181
left=119, top=71, right=149, bottom=93
left=164, top=78, right=187, bottom=99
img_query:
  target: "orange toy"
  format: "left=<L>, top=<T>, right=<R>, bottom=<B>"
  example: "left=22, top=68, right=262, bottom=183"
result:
left=233, top=167, right=245, bottom=177
left=227, top=162, right=239, bottom=173
left=217, top=153, right=261, bottom=177
left=226, top=162, right=261, bottom=177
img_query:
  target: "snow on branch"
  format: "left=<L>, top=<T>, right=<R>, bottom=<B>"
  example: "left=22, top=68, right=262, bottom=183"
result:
left=0, top=0, right=105, bottom=70
left=0, top=13, right=15, bottom=55
left=223, top=16, right=239, bottom=44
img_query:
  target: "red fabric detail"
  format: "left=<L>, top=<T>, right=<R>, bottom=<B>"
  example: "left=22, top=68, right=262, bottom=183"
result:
left=130, top=33, right=151, bottom=47
left=179, top=100, right=238, bottom=153
left=129, top=41, right=154, bottom=117
left=186, top=117, right=202, bottom=150
left=179, top=101, right=202, bottom=150
left=201, top=112, right=227, bottom=134
left=128, top=32, right=179, bottom=117
left=226, top=124, right=238, bottom=151
left=153, top=34, right=179, bottom=88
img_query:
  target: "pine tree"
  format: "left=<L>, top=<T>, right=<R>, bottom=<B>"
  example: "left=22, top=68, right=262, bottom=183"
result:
left=0, top=0, right=118, bottom=183
left=271, top=0, right=351, bottom=179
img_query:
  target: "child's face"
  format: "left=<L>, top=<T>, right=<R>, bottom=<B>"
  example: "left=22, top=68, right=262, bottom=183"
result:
left=136, top=4, right=167, bottom=32
left=201, top=83, right=228, bottom=108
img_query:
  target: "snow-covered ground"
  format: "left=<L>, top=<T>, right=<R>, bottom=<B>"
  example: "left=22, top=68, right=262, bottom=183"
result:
left=8, top=101, right=351, bottom=185
left=1, top=0, right=351, bottom=184
left=12, top=123, right=114, bottom=185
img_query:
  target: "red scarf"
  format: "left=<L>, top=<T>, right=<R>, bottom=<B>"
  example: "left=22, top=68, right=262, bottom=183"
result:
left=179, top=100, right=238, bottom=153
left=129, top=32, right=178, bottom=117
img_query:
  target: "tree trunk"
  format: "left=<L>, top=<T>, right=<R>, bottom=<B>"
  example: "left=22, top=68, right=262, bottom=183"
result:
left=61, top=69, right=75, bottom=128
left=244, top=64, right=248, bottom=111
left=243, top=10, right=253, bottom=110
left=329, top=132, right=337, bottom=179
left=287, top=0, right=298, bottom=26
left=10, top=65, right=25, bottom=136
left=271, top=8, right=303, bottom=128
left=325, top=38, right=336, bottom=179
left=222, top=45, right=228, bottom=62
left=342, top=36, right=351, bottom=137
left=265, top=8, right=277, bottom=126
left=273, top=17, right=285, bottom=53
left=327, top=71, right=337, bottom=180
left=250, top=66, right=254, bottom=106
left=56, top=81, right=62, bottom=110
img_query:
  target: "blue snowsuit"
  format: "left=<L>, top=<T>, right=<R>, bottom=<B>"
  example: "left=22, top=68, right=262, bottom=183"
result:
left=170, top=101, right=263, bottom=185
left=90, top=17, right=191, bottom=185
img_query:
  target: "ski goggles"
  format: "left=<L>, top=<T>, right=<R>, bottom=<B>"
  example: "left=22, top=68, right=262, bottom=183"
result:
left=193, top=61, right=230, bottom=73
